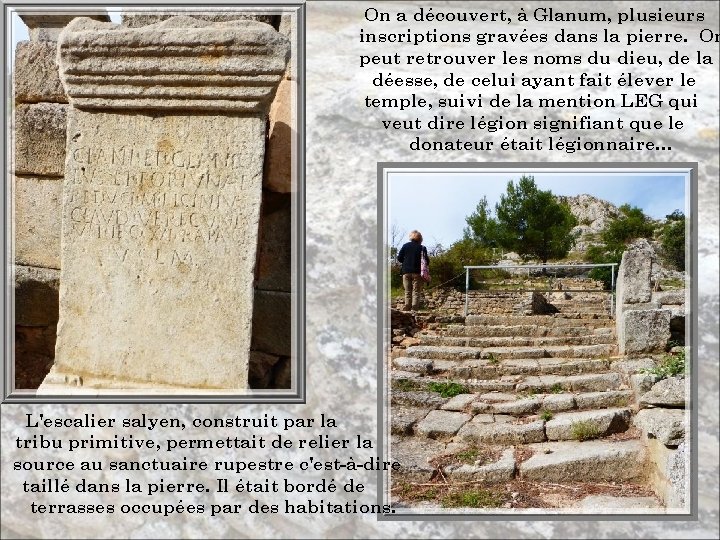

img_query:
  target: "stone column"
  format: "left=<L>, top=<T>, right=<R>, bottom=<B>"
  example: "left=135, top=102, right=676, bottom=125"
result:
left=42, top=16, right=289, bottom=391
left=615, top=239, right=671, bottom=355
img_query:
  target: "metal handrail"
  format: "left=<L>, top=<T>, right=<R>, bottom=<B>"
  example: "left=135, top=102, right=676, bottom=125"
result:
left=463, top=263, right=618, bottom=317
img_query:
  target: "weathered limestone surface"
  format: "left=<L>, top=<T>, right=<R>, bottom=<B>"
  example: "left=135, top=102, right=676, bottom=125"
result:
left=12, top=176, right=62, bottom=269
left=520, top=440, right=646, bottom=482
left=634, top=409, right=686, bottom=446
left=457, top=419, right=545, bottom=445
left=49, top=17, right=289, bottom=389
left=639, top=377, right=686, bottom=408
left=620, top=309, right=671, bottom=355
left=415, top=410, right=471, bottom=440
left=57, top=17, right=289, bottom=113
left=545, top=408, right=631, bottom=441
left=14, top=103, right=67, bottom=176
left=54, top=111, right=266, bottom=388
left=616, top=239, right=654, bottom=308
left=122, top=13, right=275, bottom=28
left=13, top=41, right=67, bottom=103
left=666, top=441, right=688, bottom=509
left=445, top=449, right=515, bottom=483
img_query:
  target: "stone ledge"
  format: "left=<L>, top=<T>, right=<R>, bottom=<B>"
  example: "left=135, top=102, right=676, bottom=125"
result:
left=37, top=366, right=262, bottom=394
left=58, top=16, right=289, bottom=113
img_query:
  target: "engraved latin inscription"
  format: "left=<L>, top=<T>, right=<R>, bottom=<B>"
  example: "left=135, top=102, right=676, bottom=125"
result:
left=64, top=124, right=259, bottom=271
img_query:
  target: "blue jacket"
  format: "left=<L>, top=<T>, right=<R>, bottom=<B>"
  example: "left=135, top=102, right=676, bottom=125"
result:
left=397, top=241, right=428, bottom=274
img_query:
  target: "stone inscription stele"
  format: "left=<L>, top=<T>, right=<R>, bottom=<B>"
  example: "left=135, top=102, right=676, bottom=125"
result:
left=46, top=16, right=289, bottom=390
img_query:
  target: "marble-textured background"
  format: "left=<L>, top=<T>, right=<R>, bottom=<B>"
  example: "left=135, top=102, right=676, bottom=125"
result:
left=2, top=1, right=718, bottom=538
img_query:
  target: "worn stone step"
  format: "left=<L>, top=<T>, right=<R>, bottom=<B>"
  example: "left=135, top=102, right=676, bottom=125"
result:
left=481, top=343, right=617, bottom=360
left=470, top=390, right=632, bottom=416
left=519, top=439, right=646, bottom=482
left=405, top=343, right=617, bottom=362
left=443, top=448, right=516, bottom=484
left=545, top=408, right=632, bottom=441
left=465, top=314, right=613, bottom=327
left=516, top=372, right=624, bottom=393
left=499, top=357, right=611, bottom=376
left=405, top=345, right=482, bottom=360
left=421, top=357, right=610, bottom=379
left=419, top=334, right=616, bottom=348
left=420, top=376, right=516, bottom=393
left=444, top=324, right=615, bottom=338
left=391, top=390, right=449, bottom=408
left=456, top=417, right=546, bottom=445
left=414, top=410, right=473, bottom=441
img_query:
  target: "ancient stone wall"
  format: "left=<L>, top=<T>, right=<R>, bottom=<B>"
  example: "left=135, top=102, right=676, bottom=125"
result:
left=615, top=239, right=685, bottom=355
left=12, top=12, right=295, bottom=390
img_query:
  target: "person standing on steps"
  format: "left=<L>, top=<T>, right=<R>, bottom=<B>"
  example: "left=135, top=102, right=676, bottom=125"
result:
left=397, top=230, right=429, bottom=311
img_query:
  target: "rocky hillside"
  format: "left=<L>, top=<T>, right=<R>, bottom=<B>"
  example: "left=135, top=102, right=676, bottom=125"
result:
left=557, top=194, right=620, bottom=252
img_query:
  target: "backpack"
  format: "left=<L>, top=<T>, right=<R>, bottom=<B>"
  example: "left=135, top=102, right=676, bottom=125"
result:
left=420, top=247, right=430, bottom=282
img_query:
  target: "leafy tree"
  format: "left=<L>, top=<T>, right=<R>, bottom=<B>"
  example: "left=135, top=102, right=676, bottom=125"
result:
left=587, top=204, right=656, bottom=288
left=601, top=204, right=655, bottom=251
left=465, top=176, right=577, bottom=264
left=660, top=211, right=685, bottom=270
left=429, top=238, right=493, bottom=289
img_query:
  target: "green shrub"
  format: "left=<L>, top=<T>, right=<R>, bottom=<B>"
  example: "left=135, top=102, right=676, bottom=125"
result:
left=641, top=349, right=687, bottom=379
left=570, top=421, right=601, bottom=441
left=540, top=409, right=554, bottom=421
left=427, top=381, right=468, bottom=398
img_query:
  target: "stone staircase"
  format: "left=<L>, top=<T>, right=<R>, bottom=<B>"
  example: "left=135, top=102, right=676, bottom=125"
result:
left=390, top=289, right=662, bottom=511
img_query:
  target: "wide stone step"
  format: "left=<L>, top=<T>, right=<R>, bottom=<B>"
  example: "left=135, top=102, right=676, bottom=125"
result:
left=405, top=345, right=483, bottom=360
left=444, top=324, right=615, bottom=338
left=519, top=439, right=646, bottom=482
left=456, top=417, right=546, bottom=445
left=419, top=334, right=616, bottom=348
left=469, top=390, right=633, bottom=415
left=394, top=357, right=612, bottom=379
left=465, top=314, right=613, bottom=326
left=516, top=372, right=624, bottom=393
left=392, top=371, right=625, bottom=399
left=404, top=343, right=617, bottom=362
left=545, top=408, right=632, bottom=441
left=481, top=343, right=617, bottom=360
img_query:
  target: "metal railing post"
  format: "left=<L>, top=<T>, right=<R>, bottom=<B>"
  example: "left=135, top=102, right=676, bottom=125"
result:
left=464, top=267, right=470, bottom=317
left=610, top=263, right=616, bottom=317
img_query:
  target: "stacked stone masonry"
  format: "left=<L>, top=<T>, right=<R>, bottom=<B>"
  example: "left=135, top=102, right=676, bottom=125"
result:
left=13, top=12, right=295, bottom=390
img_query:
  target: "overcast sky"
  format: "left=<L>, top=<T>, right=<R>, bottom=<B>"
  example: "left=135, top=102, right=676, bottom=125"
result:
left=388, top=170, right=689, bottom=249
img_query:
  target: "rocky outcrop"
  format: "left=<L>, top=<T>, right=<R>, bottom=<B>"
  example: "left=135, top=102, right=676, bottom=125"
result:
left=557, top=194, right=620, bottom=252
